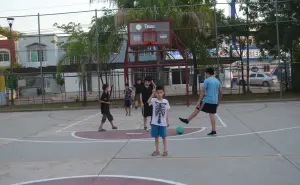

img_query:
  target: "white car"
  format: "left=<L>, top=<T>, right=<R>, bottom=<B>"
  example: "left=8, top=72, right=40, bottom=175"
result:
left=239, top=73, right=275, bottom=87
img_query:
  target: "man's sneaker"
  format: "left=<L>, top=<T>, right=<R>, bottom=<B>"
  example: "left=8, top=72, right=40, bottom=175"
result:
left=144, top=127, right=149, bottom=131
left=112, top=126, right=118, bottom=130
left=179, top=117, right=189, bottom=124
left=207, top=131, right=217, bottom=136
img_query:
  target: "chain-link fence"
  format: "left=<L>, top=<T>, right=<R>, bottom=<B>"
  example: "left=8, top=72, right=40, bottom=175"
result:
left=0, top=1, right=299, bottom=107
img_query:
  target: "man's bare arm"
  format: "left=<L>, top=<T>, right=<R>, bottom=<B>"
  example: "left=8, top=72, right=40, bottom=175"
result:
left=140, top=94, right=143, bottom=106
left=198, top=88, right=206, bottom=104
left=100, top=100, right=111, bottom=104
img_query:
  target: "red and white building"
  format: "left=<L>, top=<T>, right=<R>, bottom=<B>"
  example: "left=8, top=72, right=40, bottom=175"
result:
left=0, top=34, right=17, bottom=68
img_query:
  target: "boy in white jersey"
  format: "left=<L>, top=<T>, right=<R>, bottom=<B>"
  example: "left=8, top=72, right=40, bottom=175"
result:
left=147, top=85, right=170, bottom=157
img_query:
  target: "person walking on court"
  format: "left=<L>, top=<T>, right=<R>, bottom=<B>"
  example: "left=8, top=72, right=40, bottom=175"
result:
left=98, top=84, right=118, bottom=132
left=179, top=67, right=223, bottom=135
left=124, top=83, right=133, bottom=116
left=134, top=78, right=143, bottom=109
left=140, top=77, right=156, bottom=131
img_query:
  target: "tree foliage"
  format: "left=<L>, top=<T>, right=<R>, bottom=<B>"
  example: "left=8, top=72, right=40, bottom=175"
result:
left=53, top=22, right=92, bottom=104
left=0, top=26, right=21, bottom=40
left=89, top=10, right=124, bottom=69
left=241, top=0, right=300, bottom=57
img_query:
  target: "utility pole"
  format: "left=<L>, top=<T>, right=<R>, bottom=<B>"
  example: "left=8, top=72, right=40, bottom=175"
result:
left=7, top=17, right=14, bottom=106
left=95, top=9, right=101, bottom=99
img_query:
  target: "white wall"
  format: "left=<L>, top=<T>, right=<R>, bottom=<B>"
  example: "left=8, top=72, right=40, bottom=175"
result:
left=64, top=73, right=82, bottom=93
left=18, top=34, right=66, bottom=67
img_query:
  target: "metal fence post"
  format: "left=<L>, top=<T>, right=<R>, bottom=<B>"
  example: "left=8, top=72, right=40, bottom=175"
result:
left=38, top=13, right=44, bottom=108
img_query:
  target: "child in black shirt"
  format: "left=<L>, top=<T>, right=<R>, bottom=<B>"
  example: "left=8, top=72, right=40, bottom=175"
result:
left=98, top=84, right=118, bottom=132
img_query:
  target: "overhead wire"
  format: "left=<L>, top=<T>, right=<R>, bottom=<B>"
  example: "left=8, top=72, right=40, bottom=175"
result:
left=0, top=0, right=294, bottom=18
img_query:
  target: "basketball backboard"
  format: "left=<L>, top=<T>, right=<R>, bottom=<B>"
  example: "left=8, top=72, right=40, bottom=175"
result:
left=128, top=20, right=172, bottom=47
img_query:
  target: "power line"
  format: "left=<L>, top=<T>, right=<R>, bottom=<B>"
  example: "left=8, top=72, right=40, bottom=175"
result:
left=14, top=18, right=297, bottom=36
left=0, top=1, right=295, bottom=19
left=0, top=3, right=92, bottom=13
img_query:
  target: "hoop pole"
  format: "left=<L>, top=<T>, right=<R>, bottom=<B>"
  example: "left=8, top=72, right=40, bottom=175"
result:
left=185, top=61, right=189, bottom=107
left=124, top=43, right=129, bottom=84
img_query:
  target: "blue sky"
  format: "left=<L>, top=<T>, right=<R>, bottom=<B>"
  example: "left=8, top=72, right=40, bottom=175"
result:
left=0, top=0, right=230, bottom=35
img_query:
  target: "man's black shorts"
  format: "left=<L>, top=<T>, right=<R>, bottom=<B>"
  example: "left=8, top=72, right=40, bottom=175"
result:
left=196, top=101, right=218, bottom=114
left=142, top=101, right=152, bottom=118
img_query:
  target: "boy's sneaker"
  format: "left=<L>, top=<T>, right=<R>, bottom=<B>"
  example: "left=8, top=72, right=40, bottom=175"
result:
left=98, top=128, right=106, bottom=132
left=207, top=131, right=217, bottom=136
left=112, top=126, right=118, bottom=130
left=179, top=117, right=189, bottom=124
left=144, top=127, right=149, bottom=131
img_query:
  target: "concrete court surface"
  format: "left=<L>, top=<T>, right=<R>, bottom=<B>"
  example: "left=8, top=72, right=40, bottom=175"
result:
left=0, top=101, right=300, bottom=185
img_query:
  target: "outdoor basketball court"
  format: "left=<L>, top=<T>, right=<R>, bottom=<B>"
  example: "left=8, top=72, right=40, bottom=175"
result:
left=0, top=101, right=300, bottom=185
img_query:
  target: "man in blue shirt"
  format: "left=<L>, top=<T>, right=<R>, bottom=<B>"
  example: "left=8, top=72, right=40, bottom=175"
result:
left=179, top=67, right=222, bottom=135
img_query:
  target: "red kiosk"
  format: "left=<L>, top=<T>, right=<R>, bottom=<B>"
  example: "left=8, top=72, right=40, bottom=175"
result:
left=124, top=20, right=190, bottom=106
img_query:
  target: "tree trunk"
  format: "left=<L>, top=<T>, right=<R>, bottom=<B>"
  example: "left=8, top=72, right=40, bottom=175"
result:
left=82, top=72, right=87, bottom=105
left=60, top=86, right=63, bottom=101
left=192, top=51, right=198, bottom=95
left=81, top=62, right=87, bottom=105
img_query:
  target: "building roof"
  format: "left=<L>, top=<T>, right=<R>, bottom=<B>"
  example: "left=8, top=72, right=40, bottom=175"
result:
left=0, top=34, right=7, bottom=40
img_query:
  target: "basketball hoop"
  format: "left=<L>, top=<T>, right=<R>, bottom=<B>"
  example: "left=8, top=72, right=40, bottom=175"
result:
left=144, top=41, right=155, bottom=45
left=128, top=20, right=171, bottom=47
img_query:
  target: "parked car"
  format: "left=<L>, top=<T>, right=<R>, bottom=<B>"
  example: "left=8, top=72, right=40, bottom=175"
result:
left=239, top=73, right=275, bottom=87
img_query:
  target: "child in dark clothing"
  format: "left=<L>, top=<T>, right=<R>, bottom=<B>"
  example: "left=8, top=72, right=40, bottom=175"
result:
left=124, top=83, right=133, bottom=116
left=98, top=84, right=118, bottom=132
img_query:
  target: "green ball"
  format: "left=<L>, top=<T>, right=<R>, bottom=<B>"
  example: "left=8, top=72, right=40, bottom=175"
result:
left=176, top=126, right=184, bottom=135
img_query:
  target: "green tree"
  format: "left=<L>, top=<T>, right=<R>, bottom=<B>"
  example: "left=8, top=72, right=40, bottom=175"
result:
left=53, top=22, right=92, bottom=105
left=55, top=73, right=65, bottom=100
left=89, top=10, right=124, bottom=84
left=0, top=26, right=21, bottom=40
left=218, top=17, right=253, bottom=94
left=241, top=0, right=300, bottom=90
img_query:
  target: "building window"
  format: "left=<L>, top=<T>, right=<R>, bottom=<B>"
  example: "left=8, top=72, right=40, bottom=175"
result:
left=27, top=43, right=47, bottom=63
left=30, top=50, right=45, bottom=62
left=264, top=65, right=270, bottom=72
left=70, top=56, right=77, bottom=65
left=0, top=51, right=10, bottom=62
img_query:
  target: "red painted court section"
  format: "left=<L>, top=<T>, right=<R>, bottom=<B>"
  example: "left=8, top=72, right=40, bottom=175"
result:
left=75, top=128, right=201, bottom=140
left=20, top=177, right=177, bottom=185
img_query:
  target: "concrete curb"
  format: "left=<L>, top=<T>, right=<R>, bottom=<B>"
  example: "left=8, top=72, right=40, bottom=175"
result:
left=0, top=98, right=299, bottom=113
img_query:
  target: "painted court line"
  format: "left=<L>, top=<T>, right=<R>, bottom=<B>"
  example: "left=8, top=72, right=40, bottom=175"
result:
left=56, top=112, right=101, bottom=133
left=71, top=127, right=206, bottom=142
left=216, top=114, right=227, bottom=127
left=1, top=125, right=300, bottom=144
left=12, top=175, right=187, bottom=185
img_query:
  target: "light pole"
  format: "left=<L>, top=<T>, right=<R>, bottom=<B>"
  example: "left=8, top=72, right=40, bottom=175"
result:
left=7, top=17, right=14, bottom=106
